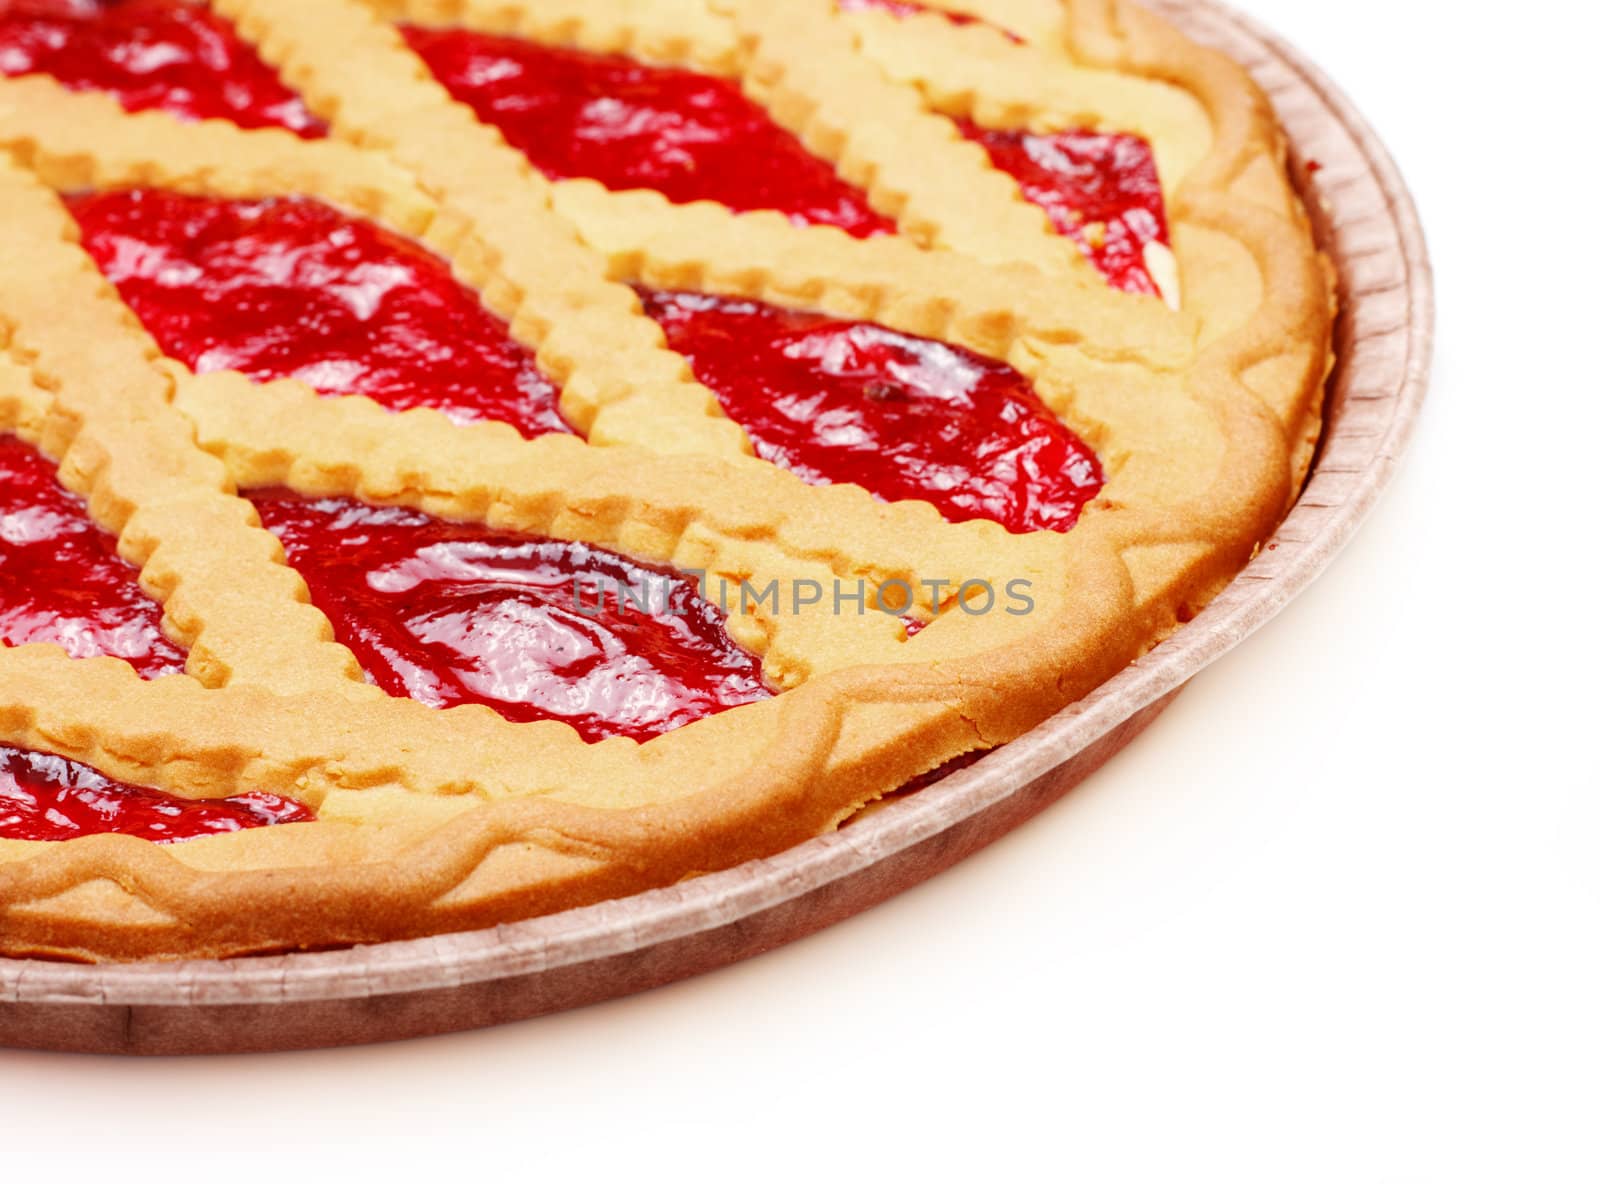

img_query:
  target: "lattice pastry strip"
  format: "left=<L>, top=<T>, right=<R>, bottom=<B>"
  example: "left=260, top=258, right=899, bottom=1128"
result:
left=841, top=5, right=1215, bottom=199
left=0, top=0, right=1332, bottom=959
left=904, top=0, right=1072, bottom=43
left=367, top=0, right=745, bottom=74
left=0, top=354, right=51, bottom=445
left=736, top=0, right=1097, bottom=279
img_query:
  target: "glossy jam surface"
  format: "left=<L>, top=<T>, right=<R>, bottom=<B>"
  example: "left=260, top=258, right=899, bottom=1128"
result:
left=0, top=743, right=310, bottom=843
left=252, top=493, right=770, bottom=742
left=402, top=26, right=893, bottom=238
left=67, top=190, right=571, bottom=438
left=0, top=0, right=324, bottom=136
left=641, top=289, right=1102, bottom=533
left=0, top=436, right=187, bottom=678
left=960, top=121, right=1169, bottom=296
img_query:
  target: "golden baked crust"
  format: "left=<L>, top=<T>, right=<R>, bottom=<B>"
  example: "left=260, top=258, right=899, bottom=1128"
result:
left=0, top=0, right=1332, bottom=960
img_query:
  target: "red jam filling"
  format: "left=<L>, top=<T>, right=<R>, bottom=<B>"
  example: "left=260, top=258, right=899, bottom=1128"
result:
left=66, top=189, right=572, bottom=438
left=0, top=743, right=310, bottom=843
left=401, top=26, right=894, bottom=238
left=0, top=0, right=325, bottom=137
left=251, top=492, right=771, bottom=743
left=640, top=289, right=1102, bottom=533
left=0, top=435, right=187, bottom=678
left=958, top=121, right=1170, bottom=296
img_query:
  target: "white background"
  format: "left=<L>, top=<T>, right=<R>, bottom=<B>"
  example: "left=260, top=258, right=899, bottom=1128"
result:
left=4, top=0, right=1597, bottom=1179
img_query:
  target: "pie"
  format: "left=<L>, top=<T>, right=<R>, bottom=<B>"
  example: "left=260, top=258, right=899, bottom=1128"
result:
left=0, top=0, right=1334, bottom=961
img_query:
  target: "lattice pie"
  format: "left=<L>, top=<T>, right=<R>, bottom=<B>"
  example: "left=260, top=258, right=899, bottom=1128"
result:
left=0, top=0, right=1333, bottom=959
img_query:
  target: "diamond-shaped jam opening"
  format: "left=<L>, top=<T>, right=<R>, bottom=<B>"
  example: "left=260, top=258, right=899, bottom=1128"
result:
left=0, top=0, right=325, bottom=136
left=401, top=26, right=894, bottom=238
left=66, top=189, right=573, bottom=439
left=251, top=492, right=772, bottom=743
left=0, top=435, right=187, bottom=678
left=958, top=122, right=1171, bottom=298
left=640, top=289, right=1104, bottom=534
left=831, top=2, right=1169, bottom=294
left=0, top=743, right=311, bottom=842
